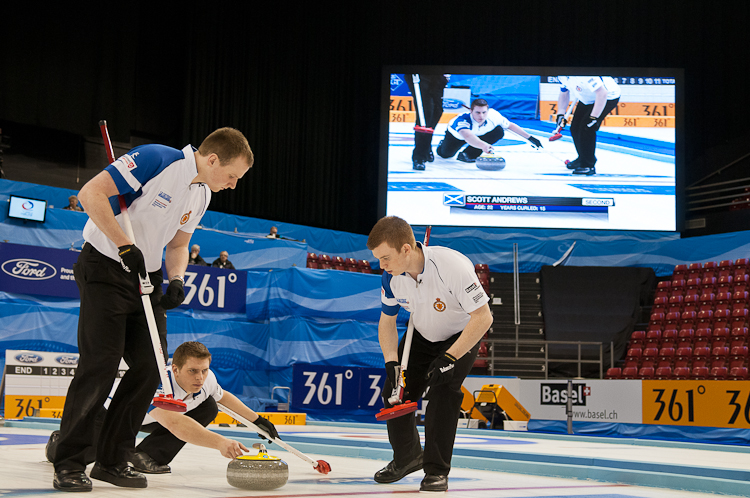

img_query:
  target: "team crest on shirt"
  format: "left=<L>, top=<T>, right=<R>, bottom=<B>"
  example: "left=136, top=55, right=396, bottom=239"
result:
left=180, top=210, right=192, bottom=225
left=433, top=298, right=446, bottom=312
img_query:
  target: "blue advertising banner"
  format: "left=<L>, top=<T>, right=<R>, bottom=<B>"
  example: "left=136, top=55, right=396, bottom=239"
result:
left=181, top=265, right=246, bottom=313
left=291, top=363, right=386, bottom=421
left=0, top=242, right=79, bottom=298
left=0, top=242, right=246, bottom=313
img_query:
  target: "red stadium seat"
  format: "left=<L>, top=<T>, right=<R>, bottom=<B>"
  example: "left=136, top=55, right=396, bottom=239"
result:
left=700, top=277, right=717, bottom=291
left=318, top=254, right=333, bottom=269
left=693, top=347, right=711, bottom=362
left=691, top=366, right=709, bottom=380
left=730, top=345, right=749, bottom=360
left=638, top=366, right=655, bottom=379
left=677, top=328, right=694, bottom=344
left=709, top=366, right=728, bottom=380
left=731, top=327, right=749, bottom=339
left=729, top=366, right=749, bottom=380
left=674, top=366, right=691, bottom=380
left=687, top=263, right=703, bottom=278
left=676, top=345, right=693, bottom=361
left=606, top=367, right=622, bottom=379
left=655, top=366, right=672, bottom=380
left=307, top=252, right=319, bottom=269
left=622, top=367, right=639, bottom=379
left=673, top=264, right=688, bottom=277
left=474, top=263, right=489, bottom=274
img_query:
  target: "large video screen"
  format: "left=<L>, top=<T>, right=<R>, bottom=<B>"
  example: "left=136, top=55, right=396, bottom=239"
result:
left=381, top=67, right=681, bottom=231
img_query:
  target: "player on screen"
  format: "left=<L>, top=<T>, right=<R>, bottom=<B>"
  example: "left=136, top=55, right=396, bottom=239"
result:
left=555, top=76, right=621, bottom=175
left=436, top=98, right=543, bottom=163
left=405, top=74, right=449, bottom=171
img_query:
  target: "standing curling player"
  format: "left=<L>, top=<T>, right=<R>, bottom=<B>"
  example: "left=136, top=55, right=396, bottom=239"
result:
left=52, top=128, right=253, bottom=492
left=367, top=216, right=492, bottom=493
left=555, top=76, right=621, bottom=175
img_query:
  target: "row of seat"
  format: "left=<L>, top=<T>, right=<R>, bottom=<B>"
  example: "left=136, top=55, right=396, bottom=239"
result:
left=631, top=327, right=749, bottom=350
left=607, top=364, right=748, bottom=380
left=306, top=253, right=375, bottom=273
left=656, top=275, right=750, bottom=298
left=673, top=259, right=750, bottom=280
left=653, top=291, right=749, bottom=316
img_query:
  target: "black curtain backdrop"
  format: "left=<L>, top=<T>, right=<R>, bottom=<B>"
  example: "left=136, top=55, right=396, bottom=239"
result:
left=1, top=1, right=748, bottom=234
left=540, top=265, right=655, bottom=377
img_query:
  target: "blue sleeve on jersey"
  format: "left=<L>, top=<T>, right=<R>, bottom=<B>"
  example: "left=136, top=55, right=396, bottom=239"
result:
left=381, top=272, right=400, bottom=316
left=104, top=144, right=184, bottom=213
left=451, top=113, right=472, bottom=133
left=105, top=144, right=183, bottom=196
left=105, top=166, right=133, bottom=196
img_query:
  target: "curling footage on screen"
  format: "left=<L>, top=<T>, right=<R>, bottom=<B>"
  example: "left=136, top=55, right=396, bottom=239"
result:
left=386, top=73, right=676, bottom=231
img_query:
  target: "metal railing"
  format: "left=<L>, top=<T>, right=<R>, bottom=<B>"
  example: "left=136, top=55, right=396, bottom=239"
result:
left=485, top=338, right=609, bottom=379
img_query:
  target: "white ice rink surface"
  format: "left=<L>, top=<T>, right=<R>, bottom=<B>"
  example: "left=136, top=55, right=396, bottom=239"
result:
left=2, top=422, right=748, bottom=498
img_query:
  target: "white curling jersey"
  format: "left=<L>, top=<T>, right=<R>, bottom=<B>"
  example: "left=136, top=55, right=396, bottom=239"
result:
left=143, top=368, right=224, bottom=424
left=446, top=108, right=511, bottom=140
left=381, top=242, right=489, bottom=342
left=558, top=76, right=621, bottom=105
left=83, top=144, right=211, bottom=272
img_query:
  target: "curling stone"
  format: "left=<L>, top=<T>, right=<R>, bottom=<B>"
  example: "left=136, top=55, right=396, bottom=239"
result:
left=227, top=443, right=288, bottom=490
left=476, top=153, right=506, bottom=171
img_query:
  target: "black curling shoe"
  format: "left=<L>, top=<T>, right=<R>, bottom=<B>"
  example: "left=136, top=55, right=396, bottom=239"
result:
left=374, top=454, right=423, bottom=483
left=90, top=462, right=147, bottom=488
left=53, top=470, right=92, bottom=492
left=420, top=473, right=448, bottom=492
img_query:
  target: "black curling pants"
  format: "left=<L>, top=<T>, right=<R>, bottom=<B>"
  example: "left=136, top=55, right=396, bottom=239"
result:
left=383, top=329, right=480, bottom=476
left=569, top=98, right=620, bottom=167
left=54, top=243, right=166, bottom=472
left=406, top=74, right=448, bottom=162
left=138, top=396, right=219, bottom=464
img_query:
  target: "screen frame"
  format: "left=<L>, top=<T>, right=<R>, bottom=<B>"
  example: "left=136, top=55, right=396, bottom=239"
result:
left=8, top=195, right=48, bottom=223
left=379, top=65, right=685, bottom=233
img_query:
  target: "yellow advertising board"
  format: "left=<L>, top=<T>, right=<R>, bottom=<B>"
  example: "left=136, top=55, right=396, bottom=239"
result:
left=211, top=412, right=306, bottom=426
left=643, top=380, right=750, bottom=429
left=4, top=395, right=66, bottom=420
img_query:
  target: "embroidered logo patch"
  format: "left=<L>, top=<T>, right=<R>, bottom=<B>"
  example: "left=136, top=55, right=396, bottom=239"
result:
left=123, top=155, right=137, bottom=170
left=180, top=211, right=192, bottom=225
left=433, top=298, right=446, bottom=312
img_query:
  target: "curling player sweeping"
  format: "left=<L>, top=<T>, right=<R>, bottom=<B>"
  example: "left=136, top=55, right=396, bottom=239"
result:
left=368, top=217, right=492, bottom=493
left=51, top=125, right=253, bottom=492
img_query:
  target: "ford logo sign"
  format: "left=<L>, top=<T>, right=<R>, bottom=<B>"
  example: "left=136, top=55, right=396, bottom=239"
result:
left=15, top=353, right=43, bottom=363
left=56, top=355, right=78, bottom=365
left=1, top=259, right=57, bottom=280
left=442, top=99, right=467, bottom=110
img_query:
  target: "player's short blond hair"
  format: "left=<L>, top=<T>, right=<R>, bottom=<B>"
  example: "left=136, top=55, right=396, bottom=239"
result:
left=172, top=341, right=212, bottom=368
left=367, top=216, right=416, bottom=251
left=198, top=127, right=254, bottom=168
